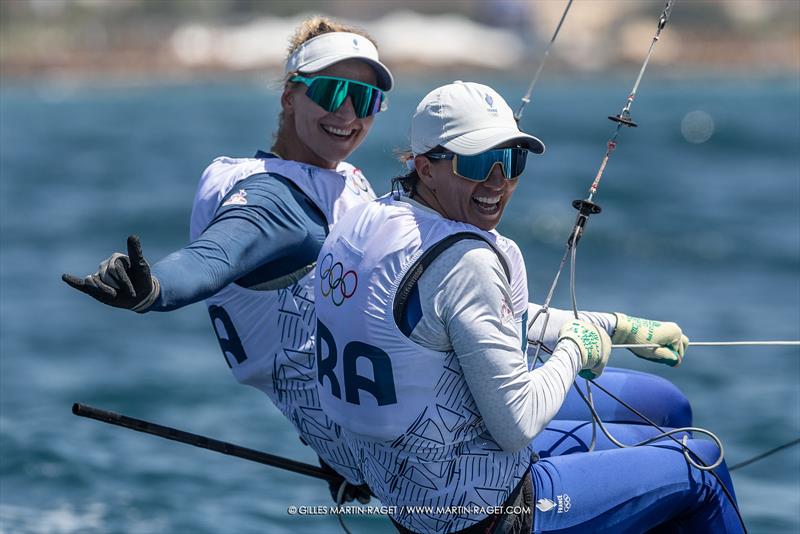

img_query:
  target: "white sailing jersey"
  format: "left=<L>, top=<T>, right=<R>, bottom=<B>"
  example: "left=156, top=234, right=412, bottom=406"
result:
left=190, top=155, right=375, bottom=483
left=315, top=193, right=532, bottom=532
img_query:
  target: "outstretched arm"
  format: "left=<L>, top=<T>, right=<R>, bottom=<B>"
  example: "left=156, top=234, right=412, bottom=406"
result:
left=62, top=174, right=326, bottom=312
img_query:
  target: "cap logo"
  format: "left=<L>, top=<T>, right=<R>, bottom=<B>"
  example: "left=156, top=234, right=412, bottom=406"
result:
left=485, top=93, right=498, bottom=114
left=352, top=38, right=360, bottom=50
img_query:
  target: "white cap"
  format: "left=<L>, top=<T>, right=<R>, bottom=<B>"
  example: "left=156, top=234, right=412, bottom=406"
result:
left=285, top=32, right=394, bottom=91
left=411, top=81, right=544, bottom=156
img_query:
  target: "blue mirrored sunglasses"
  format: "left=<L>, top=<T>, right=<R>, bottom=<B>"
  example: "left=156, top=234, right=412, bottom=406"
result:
left=425, top=148, right=529, bottom=182
left=290, top=75, right=386, bottom=119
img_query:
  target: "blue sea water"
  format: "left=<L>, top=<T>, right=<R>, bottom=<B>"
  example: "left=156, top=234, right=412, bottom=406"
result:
left=1, top=73, right=798, bottom=533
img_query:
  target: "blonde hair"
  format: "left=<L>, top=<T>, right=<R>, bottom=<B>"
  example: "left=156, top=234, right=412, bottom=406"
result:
left=272, top=16, right=378, bottom=151
left=286, top=16, right=378, bottom=62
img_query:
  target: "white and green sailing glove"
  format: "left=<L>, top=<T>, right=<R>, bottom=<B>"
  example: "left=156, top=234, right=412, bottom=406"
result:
left=557, top=319, right=612, bottom=380
left=612, top=313, right=689, bottom=367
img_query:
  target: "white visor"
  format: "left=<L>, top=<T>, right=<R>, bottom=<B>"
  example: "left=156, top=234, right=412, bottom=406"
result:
left=285, top=32, right=393, bottom=91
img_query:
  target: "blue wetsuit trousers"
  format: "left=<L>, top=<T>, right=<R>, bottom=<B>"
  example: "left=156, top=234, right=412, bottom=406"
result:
left=534, top=367, right=694, bottom=458
left=531, top=439, right=742, bottom=533
left=556, top=368, right=692, bottom=428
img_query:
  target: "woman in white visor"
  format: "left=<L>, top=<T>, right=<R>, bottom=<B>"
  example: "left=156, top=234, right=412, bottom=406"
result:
left=63, top=16, right=392, bottom=502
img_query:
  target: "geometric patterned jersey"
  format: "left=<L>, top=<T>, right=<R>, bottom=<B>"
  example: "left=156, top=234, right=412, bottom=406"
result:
left=346, top=351, right=533, bottom=532
left=315, top=196, right=534, bottom=531
left=189, top=154, right=376, bottom=484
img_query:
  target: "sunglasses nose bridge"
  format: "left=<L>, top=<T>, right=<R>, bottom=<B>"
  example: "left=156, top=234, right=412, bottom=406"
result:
left=483, top=162, right=507, bottom=185
left=332, top=94, right=358, bottom=119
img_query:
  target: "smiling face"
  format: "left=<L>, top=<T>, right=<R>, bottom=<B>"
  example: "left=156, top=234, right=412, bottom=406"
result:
left=414, top=148, right=521, bottom=231
left=279, top=59, right=377, bottom=169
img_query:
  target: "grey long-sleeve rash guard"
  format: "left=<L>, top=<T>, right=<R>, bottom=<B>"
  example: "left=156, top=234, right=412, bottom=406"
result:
left=406, top=205, right=616, bottom=452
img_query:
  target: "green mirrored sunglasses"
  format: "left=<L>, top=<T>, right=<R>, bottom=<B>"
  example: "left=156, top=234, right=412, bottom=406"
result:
left=290, top=75, right=386, bottom=118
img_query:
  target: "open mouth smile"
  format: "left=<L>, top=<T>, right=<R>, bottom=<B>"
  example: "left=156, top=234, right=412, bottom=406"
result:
left=472, top=194, right=502, bottom=214
left=321, top=124, right=357, bottom=139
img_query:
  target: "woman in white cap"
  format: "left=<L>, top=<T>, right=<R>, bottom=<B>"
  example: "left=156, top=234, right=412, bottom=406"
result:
left=62, top=16, right=392, bottom=501
left=315, top=81, right=742, bottom=533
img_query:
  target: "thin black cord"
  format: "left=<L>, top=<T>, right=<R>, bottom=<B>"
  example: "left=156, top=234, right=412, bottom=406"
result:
left=729, top=438, right=800, bottom=471
left=585, top=379, right=746, bottom=531
left=534, top=344, right=748, bottom=532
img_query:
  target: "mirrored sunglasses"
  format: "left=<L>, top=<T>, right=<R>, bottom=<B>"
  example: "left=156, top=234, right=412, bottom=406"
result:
left=425, top=147, right=529, bottom=182
left=290, top=75, right=386, bottom=119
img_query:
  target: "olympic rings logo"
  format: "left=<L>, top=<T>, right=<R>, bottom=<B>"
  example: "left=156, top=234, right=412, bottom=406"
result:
left=319, top=253, right=358, bottom=306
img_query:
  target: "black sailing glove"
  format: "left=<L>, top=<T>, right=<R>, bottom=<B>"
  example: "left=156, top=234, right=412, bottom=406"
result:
left=318, top=457, right=372, bottom=505
left=62, top=235, right=160, bottom=313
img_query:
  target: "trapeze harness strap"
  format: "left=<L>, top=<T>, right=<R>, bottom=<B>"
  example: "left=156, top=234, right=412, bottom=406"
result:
left=189, top=152, right=375, bottom=484
left=315, top=194, right=532, bottom=533
left=393, top=229, right=530, bottom=351
left=393, top=232, right=511, bottom=336
left=393, top=238, right=529, bottom=534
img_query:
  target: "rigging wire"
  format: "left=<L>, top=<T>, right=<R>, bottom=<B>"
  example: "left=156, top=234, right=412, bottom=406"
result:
left=529, top=0, right=677, bottom=412
left=514, top=0, right=574, bottom=123
left=535, top=345, right=747, bottom=531
left=522, top=1, right=748, bottom=530
left=535, top=345, right=726, bottom=471
left=582, top=375, right=746, bottom=530
left=729, top=438, right=800, bottom=471
left=614, top=340, right=800, bottom=349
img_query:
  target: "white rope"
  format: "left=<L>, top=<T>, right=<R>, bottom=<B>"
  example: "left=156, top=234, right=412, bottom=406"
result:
left=613, top=341, right=800, bottom=349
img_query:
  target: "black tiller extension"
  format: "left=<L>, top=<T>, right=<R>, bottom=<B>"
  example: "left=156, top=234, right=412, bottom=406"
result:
left=72, top=402, right=337, bottom=482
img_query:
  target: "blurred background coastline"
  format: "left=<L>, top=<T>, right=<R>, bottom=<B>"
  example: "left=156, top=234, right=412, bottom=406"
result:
left=1, top=1, right=798, bottom=533
left=2, top=0, right=798, bottom=83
